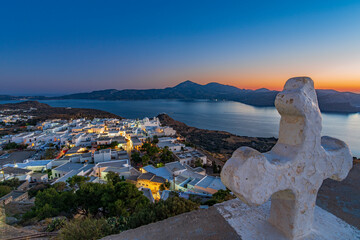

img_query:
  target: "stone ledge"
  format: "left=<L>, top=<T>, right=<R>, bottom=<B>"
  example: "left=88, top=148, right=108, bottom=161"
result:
left=102, top=199, right=360, bottom=240
left=102, top=206, right=241, bottom=240
left=217, top=199, right=360, bottom=240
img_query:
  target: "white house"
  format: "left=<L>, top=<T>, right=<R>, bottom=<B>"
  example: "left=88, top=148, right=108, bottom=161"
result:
left=174, top=148, right=207, bottom=166
left=157, top=141, right=184, bottom=152
left=94, top=149, right=111, bottom=163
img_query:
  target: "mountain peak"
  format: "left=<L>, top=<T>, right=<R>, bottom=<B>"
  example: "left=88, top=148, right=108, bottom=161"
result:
left=254, top=88, right=271, bottom=93
left=174, top=80, right=201, bottom=88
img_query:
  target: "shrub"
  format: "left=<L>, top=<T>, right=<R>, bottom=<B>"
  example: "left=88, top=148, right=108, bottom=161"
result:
left=204, top=189, right=234, bottom=206
left=59, top=217, right=112, bottom=240
left=0, top=185, right=11, bottom=198
left=46, top=217, right=67, bottom=232
left=0, top=178, right=21, bottom=189
left=203, top=199, right=218, bottom=206
left=212, top=189, right=234, bottom=203
left=35, top=204, right=59, bottom=220
left=126, top=196, right=199, bottom=229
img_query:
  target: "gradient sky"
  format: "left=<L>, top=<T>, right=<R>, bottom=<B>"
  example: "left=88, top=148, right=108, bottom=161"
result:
left=1, top=0, right=360, bottom=95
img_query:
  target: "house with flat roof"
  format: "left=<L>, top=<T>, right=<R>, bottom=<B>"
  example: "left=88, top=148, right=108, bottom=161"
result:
left=142, top=165, right=173, bottom=181
left=130, top=137, right=142, bottom=150
left=174, top=148, right=207, bottom=166
left=30, top=172, right=48, bottom=183
left=127, top=172, right=167, bottom=200
left=111, top=150, right=129, bottom=160
left=4, top=160, right=52, bottom=171
left=157, top=141, right=184, bottom=152
left=142, top=161, right=225, bottom=195
left=52, top=162, right=93, bottom=179
left=51, top=163, right=94, bottom=184
left=69, top=152, right=92, bottom=163
left=91, top=159, right=139, bottom=181
left=94, top=149, right=111, bottom=163
left=192, top=175, right=225, bottom=195
left=1, top=167, right=32, bottom=181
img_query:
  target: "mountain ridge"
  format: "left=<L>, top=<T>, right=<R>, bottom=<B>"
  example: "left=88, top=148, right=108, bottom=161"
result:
left=1, top=80, right=360, bottom=113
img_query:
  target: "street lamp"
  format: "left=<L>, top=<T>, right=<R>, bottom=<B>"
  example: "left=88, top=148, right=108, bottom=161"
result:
left=0, top=169, right=5, bottom=181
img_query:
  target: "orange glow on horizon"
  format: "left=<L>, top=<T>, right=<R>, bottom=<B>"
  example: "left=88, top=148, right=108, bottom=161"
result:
left=189, top=75, right=360, bottom=93
left=231, top=80, right=360, bottom=93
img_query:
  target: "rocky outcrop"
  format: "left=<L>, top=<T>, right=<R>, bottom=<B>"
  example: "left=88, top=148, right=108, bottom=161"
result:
left=0, top=101, right=122, bottom=120
left=158, top=113, right=277, bottom=160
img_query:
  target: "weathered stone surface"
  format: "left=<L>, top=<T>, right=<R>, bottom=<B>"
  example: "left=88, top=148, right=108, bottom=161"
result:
left=5, top=216, right=19, bottom=225
left=221, top=77, right=353, bottom=239
left=216, top=199, right=360, bottom=240
left=0, top=205, right=5, bottom=226
left=317, top=162, right=360, bottom=229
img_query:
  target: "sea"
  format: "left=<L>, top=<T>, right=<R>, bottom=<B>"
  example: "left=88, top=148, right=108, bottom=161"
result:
left=1, top=99, right=359, bottom=157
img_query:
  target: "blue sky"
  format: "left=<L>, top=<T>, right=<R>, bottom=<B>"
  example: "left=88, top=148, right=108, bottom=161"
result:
left=1, top=0, right=360, bottom=95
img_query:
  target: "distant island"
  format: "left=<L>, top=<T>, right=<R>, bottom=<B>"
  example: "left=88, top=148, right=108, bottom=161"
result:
left=1, top=80, right=360, bottom=113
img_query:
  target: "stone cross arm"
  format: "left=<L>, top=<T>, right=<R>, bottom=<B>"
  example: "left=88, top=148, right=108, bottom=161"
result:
left=221, top=77, right=353, bottom=239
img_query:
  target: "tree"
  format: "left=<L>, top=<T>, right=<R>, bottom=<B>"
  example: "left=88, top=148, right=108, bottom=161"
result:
left=159, top=181, right=170, bottom=191
left=35, top=203, right=59, bottom=220
left=107, top=182, right=150, bottom=217
left=131, top=151, right=141, bottom=164
left=160, top=146, right=174, bottom=163
left=67, top=175, right=90, bottom=188
left=152, top=135, right=159, bottom=144
left=34, top=188, right=60, bottom=210
left=194, top=158, right=203, bottom=167
left=105, top=171, right=122, bottom=185
left=142, top=142, right=159, bottom=157
left=75, top=182, right=106, bottom=216
left=156, top=163, right=164, bottom=168
left=141, top=155, right=150, bottom=166
left=53, top=182, right=66, bottom=192
left=212, top=161, right=218, bottom=173
left=110, top=141, right=119, bottom=149
left=32, top=188, right=76, bottom=219
left=149, top=145, right=159, bottom=157
left=28, top=183, right=50, bottom=198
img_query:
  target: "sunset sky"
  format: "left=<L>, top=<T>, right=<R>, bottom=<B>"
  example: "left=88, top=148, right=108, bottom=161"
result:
left=1, top=1, right=360, bottom=95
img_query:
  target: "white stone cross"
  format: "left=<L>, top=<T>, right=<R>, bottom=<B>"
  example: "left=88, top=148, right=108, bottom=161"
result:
left=221, top=77, right=353, bottom=239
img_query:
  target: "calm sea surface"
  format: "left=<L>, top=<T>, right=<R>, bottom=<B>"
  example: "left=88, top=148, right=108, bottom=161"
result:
left=1, top=99, right=359, bottom=157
